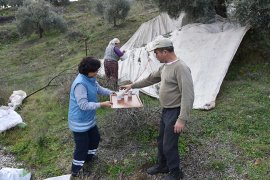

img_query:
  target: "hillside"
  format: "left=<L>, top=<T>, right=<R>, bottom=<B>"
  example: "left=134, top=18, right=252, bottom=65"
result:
left=0, top=1, right=270, bottom=179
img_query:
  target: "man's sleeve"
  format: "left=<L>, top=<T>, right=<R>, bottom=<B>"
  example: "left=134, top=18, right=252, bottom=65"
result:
left=177, top=66, right=194, bottom=122
left=131, top=65, right=164, bottom=88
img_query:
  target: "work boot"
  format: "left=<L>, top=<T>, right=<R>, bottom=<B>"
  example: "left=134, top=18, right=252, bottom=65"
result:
left=146, top=164, right=169, bottom=175
left=84, top=155, right=99, bottom=172
left=163, top=168, right=184, bottom=180
left=70, top=169, right=88, bottom=180
left=69, top=174, right=79, bottom=180
left=70, top=173, right=82, bottom=180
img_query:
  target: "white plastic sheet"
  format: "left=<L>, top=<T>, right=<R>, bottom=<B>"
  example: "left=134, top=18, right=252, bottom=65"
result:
left=0, top=168, right=31, bottom=180
left=0, top=90, right=26, bottom=133
left=45, top=174, right=71, bottom=180
left=121, top=13, right=184, bottom=50
left=118, top=18, right=249, bottom=109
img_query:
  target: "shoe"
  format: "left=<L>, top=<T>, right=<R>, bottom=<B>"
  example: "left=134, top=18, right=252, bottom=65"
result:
left=70, top=169, right=88, bottom=180
left=83, top=161, right=92, bottom=173
left=163, top=168, right=184, bottom=180
left=69, top=174, right=79, bottom=180
left=83, top=155, right=99, bottom=172
left=146, top=164, right=169, bottom=175
left=91, top=155, right=98, bottom=162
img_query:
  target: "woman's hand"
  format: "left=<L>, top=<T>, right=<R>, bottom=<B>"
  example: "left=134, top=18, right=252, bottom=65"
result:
left=100, top=101, right=112, bottom=108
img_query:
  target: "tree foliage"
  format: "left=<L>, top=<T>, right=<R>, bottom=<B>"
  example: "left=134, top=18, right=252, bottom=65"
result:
left=103, top=0, right=130, bottom=26
left=153, top=0, right=224, bottom=23
left=228, top=0, right=270, bottom=32
left=15, top=0, right=67, bottom=38
left=153, top=0, right=270, bottom=32
left=8, top=0, right=23, bottom=7
left=45, top=0, right=70, bottom=6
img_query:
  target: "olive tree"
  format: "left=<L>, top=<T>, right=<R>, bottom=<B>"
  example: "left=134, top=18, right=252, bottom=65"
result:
left=15, top=0, right=67, bottom=38
left=153, top=0, right=270, bottom=32
left=228, top=0, right=270, bottom=32
left=153, top=0, right=225, bottom=23
left=103, top=0, right=130, bottom=26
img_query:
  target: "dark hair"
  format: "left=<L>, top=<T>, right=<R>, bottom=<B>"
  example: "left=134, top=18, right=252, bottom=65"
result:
left=78, top=57, right=101, bottom=75
left=156, top=46, right=174, bottom=52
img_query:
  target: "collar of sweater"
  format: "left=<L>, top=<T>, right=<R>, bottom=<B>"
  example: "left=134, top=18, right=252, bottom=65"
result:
left=165, top=59, right=179, bottom=65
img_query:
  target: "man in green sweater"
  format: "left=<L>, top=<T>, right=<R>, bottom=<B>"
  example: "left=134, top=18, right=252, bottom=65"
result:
left=120, top=38, right=194, bottom=180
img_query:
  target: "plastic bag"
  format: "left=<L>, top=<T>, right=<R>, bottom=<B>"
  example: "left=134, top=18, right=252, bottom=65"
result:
left=0, top=168, right=31, bottom=180
left=8, top=90, right=27, bottom=110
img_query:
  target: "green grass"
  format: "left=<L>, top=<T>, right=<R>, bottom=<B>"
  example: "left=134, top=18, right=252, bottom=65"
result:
left=1, top=1, right=270, bottom=179
left=187, top=58, right=270, bottom=179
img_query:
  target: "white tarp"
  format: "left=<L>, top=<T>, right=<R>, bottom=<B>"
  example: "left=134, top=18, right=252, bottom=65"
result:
left=45, top=174, right=70, bottom=180
left=0, top=90, right=27, bottom=133
left=118, top=18, right=249, bottom=109
left=121, top=13, right=184, bottom=50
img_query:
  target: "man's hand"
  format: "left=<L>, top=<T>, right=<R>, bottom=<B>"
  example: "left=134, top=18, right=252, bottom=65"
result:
left=100, top=101, right=112, bottom=108
left=119, top=84, right=132, bottom=92
left=174, top=120, right=185, bottom=134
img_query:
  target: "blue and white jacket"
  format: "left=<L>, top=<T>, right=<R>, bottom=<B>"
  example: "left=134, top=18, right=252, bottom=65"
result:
left=68, top=74, right=112, bottom=132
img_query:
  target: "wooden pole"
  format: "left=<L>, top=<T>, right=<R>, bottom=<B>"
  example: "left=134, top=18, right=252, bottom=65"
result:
left=85, top=38, right=88, bottom=56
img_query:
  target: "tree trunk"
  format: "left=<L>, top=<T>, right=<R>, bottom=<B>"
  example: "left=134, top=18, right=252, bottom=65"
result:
left=113, top=17, right=116, bottom=27
left=215, top=0, right=227, bottom=18
left=39, top=27, right=44, bottom=38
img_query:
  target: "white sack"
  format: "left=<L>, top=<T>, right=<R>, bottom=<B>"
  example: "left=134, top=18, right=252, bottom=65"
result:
left=0, top=90, right=27, bottom=133
left=0, top=168, right=31, bottom=180
left=8, top=90, right=27, bottom=110
left=0, top=107, right=23, bottom=133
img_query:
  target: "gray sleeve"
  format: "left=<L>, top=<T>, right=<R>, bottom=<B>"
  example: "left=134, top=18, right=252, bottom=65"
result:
left=177, top=66, right=194, bottom=122
left=132, top=65, right=163, bottom=88
left=96, top=81, right=113, bottom=96
left=74, top=84, right=101, bottom=110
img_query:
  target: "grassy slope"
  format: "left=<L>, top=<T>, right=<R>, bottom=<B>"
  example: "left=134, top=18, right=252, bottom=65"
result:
left=0, top=1, right=270, bottom=179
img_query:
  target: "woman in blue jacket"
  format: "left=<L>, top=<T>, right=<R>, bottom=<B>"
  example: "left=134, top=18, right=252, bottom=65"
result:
left=68, top=57, right=113, bottom=179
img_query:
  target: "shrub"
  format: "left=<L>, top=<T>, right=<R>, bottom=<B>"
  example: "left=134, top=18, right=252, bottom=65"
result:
left=0, top=27, right=20, bottom=44
left=15, top=0, right=67, bottom=38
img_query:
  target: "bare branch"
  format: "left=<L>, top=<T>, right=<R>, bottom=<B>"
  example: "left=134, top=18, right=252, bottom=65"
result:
left=24, top=69, right=76, bottom=100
